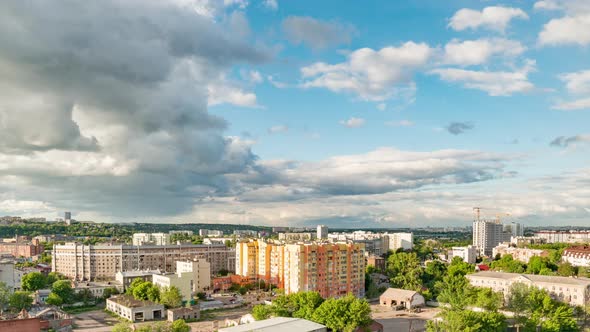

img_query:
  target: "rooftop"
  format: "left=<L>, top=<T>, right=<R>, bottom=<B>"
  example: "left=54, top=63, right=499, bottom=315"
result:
left=467, top=271, right=590, bottom=286
left=219, top=317, right=326, bottom=332
left=380, top=288, right=420, bottom=299
left=107, top=295, right=163, bottom=308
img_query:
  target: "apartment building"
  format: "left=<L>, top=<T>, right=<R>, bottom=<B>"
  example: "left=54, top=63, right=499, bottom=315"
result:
left=387, top=233, right=413, bottom=251
left=466, top=271, right=590, bottom=307
left=176, top=259, right=211, bottom=292
left=317, top=225, right=328, bottom=239
left=132, top=233, right=170, bottom=246
left=52, top=243, right=234, bottom=281
left=152, top=271, right=193, bottom=302
left=534, top=231, right=590, bottom=244
left=236, top=240, right=365, bottom=298
left=451, top=245, right=477, bottom=264
left=562, top=246, right=590, bottom=267
left=492, top=244, right=548, bottom=263
left=473, top=220, right=504, bottom=256
left=0, top=239, right=44, bottom=258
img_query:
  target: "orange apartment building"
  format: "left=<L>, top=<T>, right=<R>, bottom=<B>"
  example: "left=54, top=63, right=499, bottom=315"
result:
left=236, top=240, right=365, bottom=298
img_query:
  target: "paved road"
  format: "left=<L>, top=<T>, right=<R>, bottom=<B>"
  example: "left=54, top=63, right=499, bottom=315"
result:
left=72, top=310, right=120, bottom=332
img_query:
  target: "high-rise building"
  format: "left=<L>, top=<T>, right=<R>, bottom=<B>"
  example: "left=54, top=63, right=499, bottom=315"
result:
left=236, top=240, right=365, bottom=298
left=503, top=222, right=524, bottom=239
left=473, top=220, right=503, bottom=256
left=387, top=232, right=413, bottom=251
left=317, top=225, right=328, bottom=239
left=64, top=212, right=71, bottom=220
left=52, top=243, right=235, bottom=281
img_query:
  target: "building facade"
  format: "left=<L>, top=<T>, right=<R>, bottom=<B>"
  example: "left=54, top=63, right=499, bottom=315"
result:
left=52, top=243, right=234, bottom=281
left=534, top=231, right=590, bottom=244
left=132, top=233, right=170, bottom=246
left=317, top=225, right=328, bottom=239
left=0, top=240, right=44, bottom=258
left=473, top=220, right=504, bottom=256
left=451, top=245, right=477, bottom=264
left=106, top=295, right=166, bottom=322
left=386, top=233, right=413, bottom=251
left=562, top=246, right=590, bottom=267
left=176, top=259, right=211, bottom=292
left=466, top=271, right=590, bottom=307
left=152, top=271, right=193, bottom=302
left=236, top=240, right=365, bottom=298
left=492, top=244, right=548, bottom=263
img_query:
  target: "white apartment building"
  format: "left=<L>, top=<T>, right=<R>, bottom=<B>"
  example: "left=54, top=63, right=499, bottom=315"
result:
left=534, top=231, right=590, bottom=244
left=199, top=229, right=224, bottom=237
left=473, top=220, right=504, bottom=256
left=466, top=271, right=590, bottom=307
left=492, top=244, right=547, bottom=263
left=132, top=233, right=170, bottom=246
left=451, top=245, right=477, bottom=264
left=387, top=232, right=413, bottom=251
left=0, top=259, right=16, bottom=290
left=317, top=225, right=328, bottom=239
left=176, top=259, right=211, bottom=292
left=562, top=246, right=590, bottom=267
left=152, top=271, right=193, bottom=302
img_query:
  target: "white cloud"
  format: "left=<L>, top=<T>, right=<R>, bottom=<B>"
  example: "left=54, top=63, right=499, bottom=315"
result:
left=385, top=120, right=414, bottom=127
left=539, top=15, right=590, bottom=46
left=268, top=125, right=288, bottom=134
left=241, top=70, right=263, bottom=84
left=376, top=103, right=387, bottom=111
left=263, top=0, right=278, bottom=10
left=443, top=38, right=526, bottom=66
left=534, top=0, right=590, bottom=13
left=267, top=75, right=288, bottom=88
left=430, top=60, right=536, bottom=96
left=301, top=42, right=432, bottom=101
left=552, top=70, right=590, bottom=110
left=339, top=117, right=365, bottom=128
left=208, top=76, right=260, bottom=108
left=449, top=6, right=528, bottom=32
left=534, top=0, right=561, bottom=11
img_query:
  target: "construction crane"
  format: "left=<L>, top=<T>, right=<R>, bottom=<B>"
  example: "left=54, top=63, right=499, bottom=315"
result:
left=472, top=207, right=510, bottom=223
left=472, top=207, right=484, bottom=221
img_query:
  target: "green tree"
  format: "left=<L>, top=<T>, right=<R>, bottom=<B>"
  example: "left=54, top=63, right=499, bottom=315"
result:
left=160, top=286, right=183, bottom=308
left=127, top=277, right=146, bottom=295
left=171, top=319, right=190, bottom=332
left=436, top=274, right=475, bottom=310
left=133, top=281, right=153, bottom=300
left=427, top=309, right=506, bottom=332
left=252, top=304, right=274, bottom=320
left=102, top=287, right=120, bottom=300
left=46, top=292, right=64, bottom=306
left=52, top=280, right=74, bottom=304
left=526, top=256, right=554, bottom=275
left=21, top=272, right=47, bottom=292
left=9, top=291, right=33, bottom=311
left=447, top=256, right=474, bottom=277
left=506, top=282, right=531, bottom=325
left=474, top=287, right=503, bottom=312
left=289, top=291, right=324, bottom=320
left=147, top=285, right=161, bottom=302
left=557, top=262, right=576, bottom=277
left=387, top=252, right=424, bottom=291
left=490, top=254, right=525, bottom=273
left=0, top=282, right=10, bottom=314
left=311, top=295, right=370, bottom=332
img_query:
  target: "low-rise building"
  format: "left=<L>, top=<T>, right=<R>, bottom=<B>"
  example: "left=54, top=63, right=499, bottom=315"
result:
left=106, top=295, right=166, bottom=322
left=466, top=271, right=590, bottom=307
left=152, top=272, right=193, bottom=302
left=451, top=245, right=477, bottom=264
left=492, top=244, right=548, bottom=263
left=219, top=317, right=327, bottom=332
left=278, top=233, right=315, bottom=241
left=562, top=246, right=590, bottom=267
left=167, top=305, right=200, bottom=322
left=116, top=270, right=159, bottom=290
left=132, top=233, right=170, bottom=246
left=366, top=255, right=385, bottom=272
left=379, top=288, right=425, bottom=309
left=73, top=281, right=123, bottom=298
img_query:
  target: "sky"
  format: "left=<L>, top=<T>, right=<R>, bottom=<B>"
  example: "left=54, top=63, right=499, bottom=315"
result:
left=1, top=0, right=590, bottom=228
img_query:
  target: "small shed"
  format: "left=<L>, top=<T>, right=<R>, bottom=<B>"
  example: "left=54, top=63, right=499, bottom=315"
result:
left=167, top=305, right=200, bottom=322
left=379, top=288, right=425, bottom=309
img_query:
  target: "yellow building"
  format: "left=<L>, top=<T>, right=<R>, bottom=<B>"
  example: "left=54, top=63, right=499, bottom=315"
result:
left=236, top=240, right=365, bottom=298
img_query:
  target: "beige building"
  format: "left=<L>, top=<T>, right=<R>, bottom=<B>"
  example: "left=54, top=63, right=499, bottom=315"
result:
left=492, top=244, right=547, bottom=263
left=106, top=295, right=165, bottom=322
left=466, top=271, right=590, bottom=307
left=379, top=288, right=425, bottom=309
left=236, top=240, right=365, bottom=298
left=176, top=259, right=211, bottom=292
left=52, top=243, right=234, bottom=281
left=132, top=233, right=170, bottom=246
left=152, top=271, right=193, bottom=302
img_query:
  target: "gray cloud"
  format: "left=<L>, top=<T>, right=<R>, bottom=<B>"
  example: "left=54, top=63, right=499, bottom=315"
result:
left=446, top=122, right=475, bottom=135
left=0, top=0, right=269, bottom=217
left=282, top=16, right=356, bottom=49
left=550, top=135, right=590, bottom=148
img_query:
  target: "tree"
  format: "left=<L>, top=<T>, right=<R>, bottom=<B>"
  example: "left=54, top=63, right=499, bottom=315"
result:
left=252, top=304, right=274, bottom=320
left=490, top=254, right=525, bottom=273
left=436, top=274, right=475, bottom=310
left=127, top=277, right=146, bottom=295
left=0, top=282, right=10, bottom=314
left=427, top=309, right=506, bottom=332
left=557, top=262, right=576, bottom=277
left=46, top=293, right=64, bottom=306
left=147, top=285, right=160, bottom=303
left=77, top=288, right=94, bottom=305
left=290, top=291, right=324, bottom=320
left=46, top=272, right=65, bottom=286
left=387, top=252, right=424, bottom=291
left=171, top=319, right=190, bottom=332
left=133, top=281, right=153, bottom=300
left=160, top=286, right=183, bottom=308
left=506, top=283, right=531, bottom=325
left=447, top=256, right=474, bottom=277
left=21, top=272, right=47, bottom=292
left=474, top=287, right=503, bottom=312
left=102, top=287, right=120, bottom=300
left=311, top=295, right=370, bottom=332
left=9, top=291, right=33, bottom=311
left=52, top=280, right=74, bottom=304
left=526, top=256, right=554, bottom=275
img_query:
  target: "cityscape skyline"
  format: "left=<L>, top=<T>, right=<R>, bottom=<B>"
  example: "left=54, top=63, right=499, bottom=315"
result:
left=1, top=1, right=590, bottom=227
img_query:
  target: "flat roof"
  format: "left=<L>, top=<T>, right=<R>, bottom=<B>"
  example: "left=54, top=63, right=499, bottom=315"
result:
left=219, top=317, right=325, bottom=332
left=467, top=271, right=590, bottom=286
left=107, top=295, right=163, bottom=309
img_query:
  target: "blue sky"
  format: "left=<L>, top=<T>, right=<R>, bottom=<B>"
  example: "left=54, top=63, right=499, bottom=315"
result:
left=0, top=0, right=589, bottom=227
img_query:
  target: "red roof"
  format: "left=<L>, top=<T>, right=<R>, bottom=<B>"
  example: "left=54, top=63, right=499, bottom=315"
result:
left=477, top=264, right=490, bottom=271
